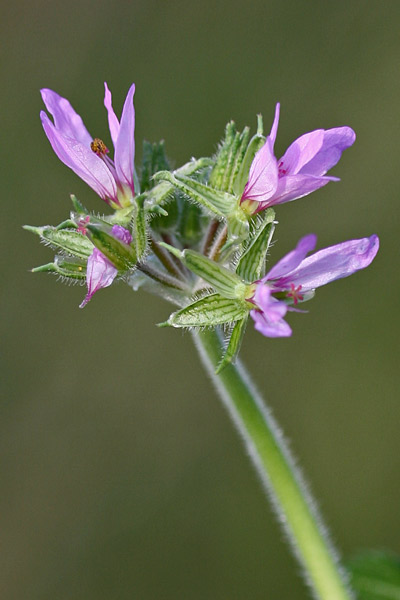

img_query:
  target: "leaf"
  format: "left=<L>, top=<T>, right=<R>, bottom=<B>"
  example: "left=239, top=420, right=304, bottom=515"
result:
left=215, top=316, right=248, bottom=373
left=165, top=293, right=251, bottom=328
left=236, top=209, right=275, bottom=282
left=347, top=551, right=400, bottom=600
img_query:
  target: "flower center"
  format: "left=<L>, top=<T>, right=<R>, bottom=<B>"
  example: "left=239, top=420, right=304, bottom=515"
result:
left=90, top=138, right=109, bottom=156
left=76, top=215, right=90, bottom=235
left=278, top=161, right=287, bottom=177
left=286, top=283, right=303, bottom=304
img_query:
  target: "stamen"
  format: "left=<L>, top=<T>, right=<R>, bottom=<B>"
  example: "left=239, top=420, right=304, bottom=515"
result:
left=76, top=215, right=90, bottom=235
left=278, top=161, right=287, bottom=177
left=90, top=138, right=109, bottom=156
left=286, top=283, right=303, bottom=304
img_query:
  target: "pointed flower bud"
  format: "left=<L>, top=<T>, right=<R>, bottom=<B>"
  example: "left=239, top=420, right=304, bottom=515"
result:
left=86, top=223, right=136, bottom=271
left=159, top=243, right=246, bottom=299
left=32, top=256, right=87, bottom=281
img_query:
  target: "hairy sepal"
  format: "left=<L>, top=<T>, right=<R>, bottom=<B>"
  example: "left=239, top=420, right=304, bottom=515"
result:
left=159, top=244, right=246, bottom=299
left=215, top=316, right=248, bottom=374
left=23, top=225, right=94, bottom=259
left=32, top=256, right=87, bottom=281
left=86, top=224, right=137, bottom=271
left=236, top=208, right=276, bottom=282
left=164, top=293, right=251, bottom=328
left=154, top=171, right=236, bottom=218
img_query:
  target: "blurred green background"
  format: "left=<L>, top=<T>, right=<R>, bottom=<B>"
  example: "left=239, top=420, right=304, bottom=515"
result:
left=2, top=1, right=400, bottom=598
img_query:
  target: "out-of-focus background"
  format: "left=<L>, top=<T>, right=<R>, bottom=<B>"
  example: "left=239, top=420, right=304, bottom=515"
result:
left=2, top=1, right=400, bottom=598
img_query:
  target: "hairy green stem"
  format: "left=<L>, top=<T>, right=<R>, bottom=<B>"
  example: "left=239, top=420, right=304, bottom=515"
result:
left=193, top=328, right=354, bottom=600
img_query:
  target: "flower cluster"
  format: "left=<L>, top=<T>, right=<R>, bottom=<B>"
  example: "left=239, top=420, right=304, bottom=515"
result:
left=26, top=82, right=379, bottom=370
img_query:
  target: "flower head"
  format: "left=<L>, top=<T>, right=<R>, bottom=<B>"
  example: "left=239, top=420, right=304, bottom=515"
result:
left=40, top=83, right=136, bottom=209
left=79, top=225, right=133, bottom=308
left=250, top=233, right=379, bottom=337
left=241, top=104, right=356, bottom=214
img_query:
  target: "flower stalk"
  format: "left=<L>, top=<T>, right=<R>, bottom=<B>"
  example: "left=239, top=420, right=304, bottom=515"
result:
left=194, top=327, right=354, bottom=600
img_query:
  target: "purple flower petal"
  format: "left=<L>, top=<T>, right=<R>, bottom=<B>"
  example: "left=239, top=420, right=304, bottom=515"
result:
left=115, top=83, right=136, bottom=195
left=253, top=284, right=288, bottom=319
left=269, top=103, right=280, bottom=146
left=270, top=173, right=337, bottom=206
left=278, top=234, right=379, bottom=291
left=41, top=111, right=118, bottom=202
left=266, top=234, right=317, bottom=281
left=40, top=89, right=92, bottom=146
left=300, top=126, right=356, bottom=177
left=242, top=138, right=278, bottom=203
left=250, top=308, right=292, bottom=338
left=111, top=224, right=133, bottom=245
left=79, top=249, right=118, bottom=308
left=278, top=129, right=324, bottom=175
left=104, top=82, right=120, bottom=148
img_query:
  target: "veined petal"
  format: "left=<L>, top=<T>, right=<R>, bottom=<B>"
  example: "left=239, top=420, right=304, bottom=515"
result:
left=104, top=82, right=120, bottom=148
left=41, top=112, right=118, bottom=202
left=242, top=138, right=278, bottom=203
left=300, top=126, right=356, bottom=177
left=115, top=83, right=136, bottom=195
left=269, top=103, right=280, bottom=146
left=79, top=249, right=118, bottom=308
left=253, top=284, right=288, bottom=321
left=270, top=173, right=337, bottom=205
left=250, top=308, right=292, bottom=337
left=40, top=89, right=92, bottom=146
left=279, top=129, right=324, bottom=175
left=266, top=234, right=317, bottom=281
left=280, top=235, right=379, bottom=291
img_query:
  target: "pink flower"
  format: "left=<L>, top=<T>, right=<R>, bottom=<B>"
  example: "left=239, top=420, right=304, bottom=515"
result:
left=241, top=104, right=356, bottom=213
left=40, top=83, right=136, bottom=209
left=250, top=233, right=379, bottom=337
left=79, top=225, right=133, bottom=308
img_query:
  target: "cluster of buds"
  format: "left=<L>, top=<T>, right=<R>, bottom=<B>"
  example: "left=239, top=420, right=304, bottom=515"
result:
left=26, top=83, right=379, bottom=371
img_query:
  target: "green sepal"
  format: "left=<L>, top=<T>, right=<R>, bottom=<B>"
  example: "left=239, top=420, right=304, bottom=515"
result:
left=146, top=157, right=213, bottom=212
left=236, top=208, right=276, bottom=282
left=159, top=243, right=246, bottom=299
left=154, top=171, right=236, bottom=218
left=233, top=115, right=265, bottom=197
left=132, top=195, right=148, bottom=259
left=141, top=140, right=171, bottom=192
left=23, top=225, right=94, bottom=259
left=225, top=209, right=250, bottom=246
left=31, top=256, right=87, bottom=280
left=163, top=293, right=251, bottom=328
left=177, top=199, right=206, bottom=245
left=215, top=316, right=248, bottom=374
left=347, top=550, right=400, bottom=600
left=108, top=206, right=135, bottom=226
left=70, top=194, right=89, bottom=215
left=86, top=224, right=137, bottom=271
left=210, top=122, right=250, bottom=194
